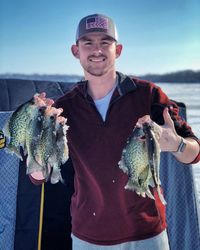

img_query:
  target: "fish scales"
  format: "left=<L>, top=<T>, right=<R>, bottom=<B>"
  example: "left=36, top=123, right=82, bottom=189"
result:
left=35, top=108, right=59, bottom=180
left=31, top=107, right=66, bottom=183
left=55, top=117, right=69, bottom=165
left=26, top=106, right=47, bottom=174
left=143, top=123, right=166, bottom=204
left=49, top=116, right=69, bottom=184
left=119, top=123, right=166, bottom=205
left=143, top=124, right=160, bottom=185
left=4, top=93, right=69, bottom=184
left=3, top=98, right=36, bottom=159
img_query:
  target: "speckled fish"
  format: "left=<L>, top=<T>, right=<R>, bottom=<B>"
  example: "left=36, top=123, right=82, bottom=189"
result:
left=49, top=116, right=69, bottom=184
left=55, top=116, right=69, bottom=165
left=30, top=106, right=65, bottom=183
left=25, top=105, right=47, bottom=174
left=118, top=123, right=166, bottom=205
left=4, top=93, right=69, bottom=184
left=3, top=94, right=47, bottom=159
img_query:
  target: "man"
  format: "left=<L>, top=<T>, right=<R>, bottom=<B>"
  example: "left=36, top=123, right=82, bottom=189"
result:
left=32, top=14, right=200, bottom=249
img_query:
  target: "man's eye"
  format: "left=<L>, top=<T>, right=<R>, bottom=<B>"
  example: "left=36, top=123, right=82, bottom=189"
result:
left=85, top=42, right=92, bottom=46
left=102, top=41, right=113, bottom=46
left=102, top=41, right=109, bottom=45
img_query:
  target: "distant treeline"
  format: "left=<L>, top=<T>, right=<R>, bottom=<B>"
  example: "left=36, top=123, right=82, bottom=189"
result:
left=0, top=70, right=200, bottom=83
left=136, top=70, right=200, bottom=83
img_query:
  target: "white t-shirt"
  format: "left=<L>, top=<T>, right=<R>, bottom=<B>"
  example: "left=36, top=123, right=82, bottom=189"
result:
left=94, top=80, right=117, bottom=121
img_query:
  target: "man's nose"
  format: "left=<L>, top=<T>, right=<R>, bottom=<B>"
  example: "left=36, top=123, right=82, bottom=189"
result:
left=92, top=44, right=103, bottom=55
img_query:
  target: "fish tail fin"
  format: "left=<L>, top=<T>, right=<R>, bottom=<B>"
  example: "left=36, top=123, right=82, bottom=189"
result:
left=137, top=191, right=146, bottom=198
left=26, top=155, right=43, bottom=175
left=146, top=188, right=155, bottom=200
left=50, top=167, right=64, bottom=184
left=157, top=185, right=167, bottom=205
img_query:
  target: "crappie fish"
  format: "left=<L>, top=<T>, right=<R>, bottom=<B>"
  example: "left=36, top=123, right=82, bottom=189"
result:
left=3, top=94, right=46, bottom=159
left=4, top=93, right=69, bottom=184
left=25, top=105, right=47, bottom=174
left=55, top=116, right=69, bottom=165
left=30, top=106, right=65, bottom=183
left=118, top=123, right=166, bottom=205
left=49, top=116, right=69, bottom=184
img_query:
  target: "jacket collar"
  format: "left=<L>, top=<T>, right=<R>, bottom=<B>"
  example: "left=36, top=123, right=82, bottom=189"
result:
left=76, top=71, right=137, bottom=99
left=116, top=71, right=137, bottom=96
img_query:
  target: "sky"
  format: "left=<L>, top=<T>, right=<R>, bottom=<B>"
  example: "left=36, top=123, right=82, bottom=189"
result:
left=0, top=0, right=199, bottom=76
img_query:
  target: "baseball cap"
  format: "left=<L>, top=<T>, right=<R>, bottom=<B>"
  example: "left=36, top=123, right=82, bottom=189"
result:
left=76, top=14, right=118, bottom=42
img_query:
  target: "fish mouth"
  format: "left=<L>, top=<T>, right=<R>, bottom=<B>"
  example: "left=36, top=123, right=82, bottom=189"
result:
left=138, top=135, right=146, bottom=141
left=134, top=122, right=153, bottom=140
left=131, top=126, right=145, bottom=140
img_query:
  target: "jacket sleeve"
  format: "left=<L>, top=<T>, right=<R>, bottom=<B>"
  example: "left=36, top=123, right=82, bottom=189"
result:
left=150, top=85, right=200, bottom=164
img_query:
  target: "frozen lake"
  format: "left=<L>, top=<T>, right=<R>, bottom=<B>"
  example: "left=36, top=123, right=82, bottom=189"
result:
left=157, top=83, right=200, bottom=205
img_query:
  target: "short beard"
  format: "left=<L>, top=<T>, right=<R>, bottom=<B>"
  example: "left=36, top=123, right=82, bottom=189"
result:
left=85, top=69, right=105, bottom=77
left=83, top=63, right=114, bottom=77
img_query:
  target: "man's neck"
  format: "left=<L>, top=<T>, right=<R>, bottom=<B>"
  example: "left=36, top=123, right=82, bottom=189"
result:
left=84, top=71, right=117, bottom=100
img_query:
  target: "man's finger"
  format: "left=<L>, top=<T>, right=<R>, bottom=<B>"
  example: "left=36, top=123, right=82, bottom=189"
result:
left=163, top=107, right=174, bottom=128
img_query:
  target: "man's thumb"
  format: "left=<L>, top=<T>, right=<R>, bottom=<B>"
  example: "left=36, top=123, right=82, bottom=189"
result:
left=163, top=107, right=174, bottom=128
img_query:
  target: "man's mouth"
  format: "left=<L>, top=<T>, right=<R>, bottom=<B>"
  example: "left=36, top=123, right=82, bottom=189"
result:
left=88, top=57, right=106, bottom=62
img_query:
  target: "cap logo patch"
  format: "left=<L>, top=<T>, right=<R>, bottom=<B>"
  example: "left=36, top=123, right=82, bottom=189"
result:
left=86, top=16, right=108, bottom=30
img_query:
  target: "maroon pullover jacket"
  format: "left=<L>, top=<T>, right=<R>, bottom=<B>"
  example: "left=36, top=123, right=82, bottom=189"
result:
left=52, top=72, right=200, bottom=245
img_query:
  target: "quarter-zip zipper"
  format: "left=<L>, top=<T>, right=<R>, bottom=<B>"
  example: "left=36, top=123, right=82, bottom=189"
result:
left=104, top=94, right=123, bottom=122
left=86, top=98, right=105, bottom=123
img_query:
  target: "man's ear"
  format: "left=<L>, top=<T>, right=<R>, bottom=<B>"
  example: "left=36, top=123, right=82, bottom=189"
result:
left=71, top=45, right=80, bottom=59
left=116, top=44, right=123, bottom=58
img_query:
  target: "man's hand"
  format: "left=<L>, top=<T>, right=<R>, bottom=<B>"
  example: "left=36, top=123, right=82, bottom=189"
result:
left=136, top=107, right=200, bottom=163
left=136, top=107, right=181, bottom=152
left=34, top=92, right=54, bottom=106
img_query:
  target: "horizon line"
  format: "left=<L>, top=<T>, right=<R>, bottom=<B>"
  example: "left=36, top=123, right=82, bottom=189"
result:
left=0, top=69, right=199, bottom=77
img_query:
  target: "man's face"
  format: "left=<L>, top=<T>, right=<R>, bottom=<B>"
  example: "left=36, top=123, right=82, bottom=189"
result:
left=71, top=33, right=122, bottom=77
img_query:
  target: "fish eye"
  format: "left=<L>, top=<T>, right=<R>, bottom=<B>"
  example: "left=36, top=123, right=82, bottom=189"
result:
left=39, top=106, right=46, bottom=112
